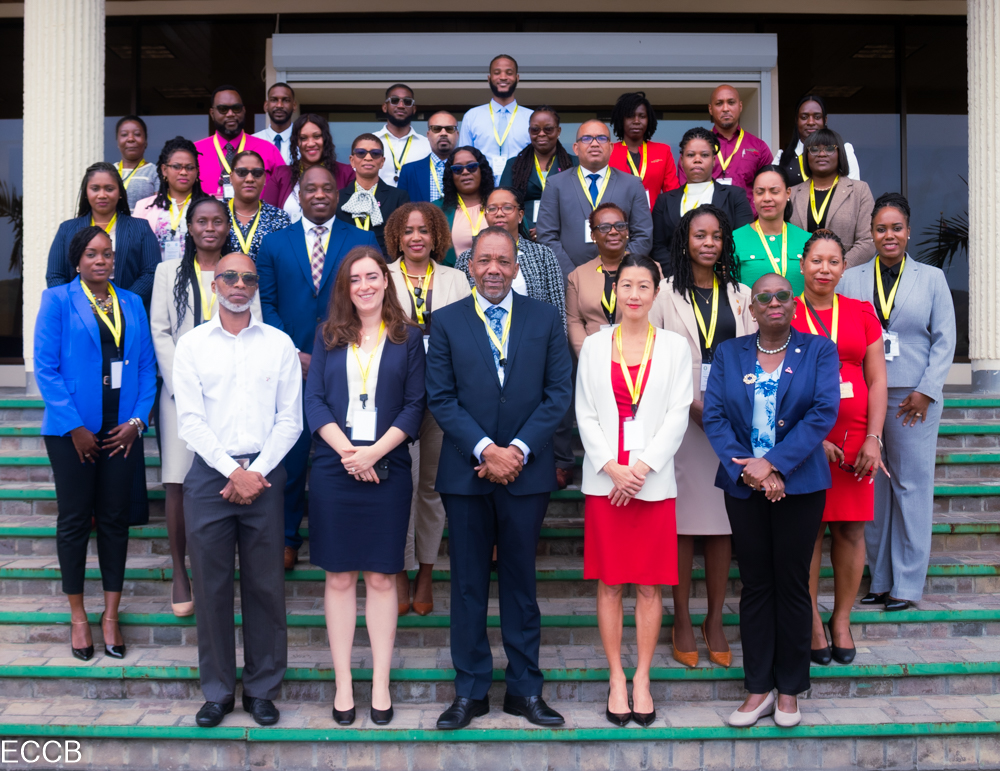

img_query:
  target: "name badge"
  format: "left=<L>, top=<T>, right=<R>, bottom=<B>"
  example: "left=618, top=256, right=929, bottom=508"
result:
left=164, top=240, right=181, bottom=262
left=645, top=190, right=651, bottom=207
left=423, top=335, right=430, bottom=353
left=110, top=359, right=123, bottom=390
left=622, top=417, right=646, bottom=452
left=717, top=177, right=733, bottom=185
left=351, top=407, right=378, bottom=442
left=883, top=330, right=900, bottom=361
left=532, top=200, right=541, bottom=222
left=223, top=184, right=235, bottom=200
left=701, top=363, right=712, bottom=393
left=584, top=221, right=594, bottom=244
left=840, top=380, right=854, bottom=399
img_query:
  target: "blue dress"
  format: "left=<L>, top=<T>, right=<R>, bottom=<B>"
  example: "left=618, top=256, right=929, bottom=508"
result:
left=751, top=360, right=781, bottom=458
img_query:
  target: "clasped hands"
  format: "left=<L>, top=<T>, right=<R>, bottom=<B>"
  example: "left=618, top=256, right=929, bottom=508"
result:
left=603, top=459, right=651, bottom=507
left=476, top=443, right=524, bottom=485
left=733, top=457, right=785, bottom=502
left=220, top=466, right=271, bottom=505
left=340, top=443, right=383, bottom=484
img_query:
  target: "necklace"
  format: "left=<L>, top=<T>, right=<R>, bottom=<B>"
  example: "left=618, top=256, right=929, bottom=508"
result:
left=756, top=331, right=791, bottom=355
left=91, top=294, right=113, bottom=314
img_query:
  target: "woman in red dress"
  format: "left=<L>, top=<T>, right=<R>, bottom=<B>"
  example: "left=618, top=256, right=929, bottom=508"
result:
left=790, top=229, right=888, bottom=664
left=576, top=254, right=693, bottom=727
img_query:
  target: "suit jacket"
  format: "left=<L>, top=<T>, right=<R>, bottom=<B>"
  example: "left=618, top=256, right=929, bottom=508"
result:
left=335, top=182, right=410, bottom=257
left=397, top=156, right=437, bottom=204
left=535, top=167, right=654, bottom=279
left=702, top=327, right=841, bottom=498
left=425, top=293, right=573, bottom=496
left=256, top=218, right=379, bottom=352
left=575, top=326, right=692, bottom=500
left=789, top=177, right=876, bottom=268
left=46, top=214, right=160, bottom=307
left=650, top=184, right=754, bottom=273
left=34, top=278, right=157, bottom=437
left=260, top=162, right=357, bottom=210
left=838, top=257, right=956, bottom=402
left=387, top=259, right=471, bottom=323
left=608, top=141, right=680, bottom=211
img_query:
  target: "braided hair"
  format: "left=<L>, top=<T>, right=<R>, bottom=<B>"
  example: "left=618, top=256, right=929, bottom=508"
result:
left=679, top=126, right=720, bottom=155
left=507, top=106, right=574, bottom=195
left=442, top=146, right=495, bottom=211
left=871, top=191, right=910, bottom=226
left=76, top=162, right=131, bottom=219
left=289, top=114, right=338, bottom=188
left=610, top=91, right=658, bottom=142
left=803, top=228, right=846, bottom=259
left=172, top=197, right=231, bottom=332
left=669, top=204, right=741, bottom=301
left=152, top=137, right=209, bottom=211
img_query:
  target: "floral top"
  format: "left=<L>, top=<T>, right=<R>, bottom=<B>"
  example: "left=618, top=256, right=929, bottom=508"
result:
left=225, top=201, right=291, bottom=261
left=133, top=195, right=190, bottom=261
left=751, top=359, right=782, bottom=458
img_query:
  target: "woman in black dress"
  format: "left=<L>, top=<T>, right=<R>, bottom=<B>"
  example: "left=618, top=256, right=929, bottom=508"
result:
left=304, top=245, right=426, bottom=728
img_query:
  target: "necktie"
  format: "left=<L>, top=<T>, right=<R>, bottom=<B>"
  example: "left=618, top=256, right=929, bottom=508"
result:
left=273, top=135, right=283, bottom=152
left=587, top=173, right=600, bottom=204
left=496, top=108, right=509, bottom=143
left=224, top=142, right=236, bottom=167
left=309, top=226, right=327, bottom=292
left=485, top=304, right=506, bottom=369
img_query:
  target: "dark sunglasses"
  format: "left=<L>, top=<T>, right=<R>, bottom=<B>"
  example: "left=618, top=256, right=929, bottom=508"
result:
left=352, top=147, right=385, bottom=159
left=529, top=125, right=558, bottom=136
left=835, top=431, right=856, bottom=474
left=752, top=290, right=793, bottom=304
left=593, top=222, right=628, bottom=234
left=387, top=96, right=415, bottom=106
left=428, top=125, right=458, bottom=134
left=217, top=270, right=259, bottom=287
left=232, top=167, right=265, bottom=179
left=451, top=162, right=480, bottom=175
left=214, top=104, right=243, bottom=114
left=807, top=145, right=838, bottom=156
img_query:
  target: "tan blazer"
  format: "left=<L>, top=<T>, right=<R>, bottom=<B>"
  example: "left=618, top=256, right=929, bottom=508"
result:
left=387, top=259, right=471, bottom=324
left=789, top=177, right=876, bottom=269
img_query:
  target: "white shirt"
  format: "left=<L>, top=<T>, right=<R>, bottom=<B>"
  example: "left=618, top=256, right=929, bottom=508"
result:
left=458, top=99, right=533, bottom=179
left=303, top=214, right=338, bottom=256
left=512, top=246, right=528, bottom=296
left=253, top=125, right=293, bottom=165
left=680, top=180, right=715, bottom=216
left=471, top=289, right=531, bottom=462
left=578, top=165, right=609, bottom=187
left=375, top=126, right=431, bottom=187
left=775, top=139, right=861, bottom=181
left=283, top=183, right=303, bottom=223
left=346, top=335, right=386, bottom=426
left=173, top=312, right=303, bottom=479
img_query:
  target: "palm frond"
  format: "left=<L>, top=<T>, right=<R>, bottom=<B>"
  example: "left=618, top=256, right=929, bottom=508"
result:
left=914, top=211, right=968, bottom=271
left=0, top=179, right=23, bottom=274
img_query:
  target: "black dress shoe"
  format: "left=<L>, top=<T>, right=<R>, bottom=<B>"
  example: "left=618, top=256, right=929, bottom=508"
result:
left=370, top=704, right=394, bottom=726
left=242, top=694, right=280, bottom=726
left=502, top=694, right=565, bottom=727
left=196, top=700, right=234, bottom=728
left=631, top=708, right=656, bottom=727
left=828, top=620, right=856, bottom=664
left=100, top=612, right=126, bottom=659
left=605, top=689, right=631, bottom=727
left=71, top=619, right=93, bottom=661
left=333, top=705, right=356, bottom=726
left=884, top=597, right=911, bottom=612
left=436, top=697, right=490, bottom=730
left=810, top=646, right=832, bottom=666
left=860, top=591, right=889, bottom=605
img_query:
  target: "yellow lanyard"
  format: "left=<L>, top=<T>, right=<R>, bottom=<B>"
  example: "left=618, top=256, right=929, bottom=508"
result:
left=800, top=294, right=839, bottom=344
left=228, top=200, right=261, bottom=255
left=430, top=156, right=443, bottom=198
left=809, top=177, right=839, bottom=226
left=117, top=159, right=145, bottom=190
left=400, top=259, right=433, bottom=326
left=798, top=153, right=809, bottom=181
left=458, top=196, right=485, bottom=236
left=352, top=182, right=378, bottom=231
left=875, top=255, right=906, bottom=323
left=472, top=288, right=513, bottom=366
left=213, top=133, right=246, bottom=176
left=489, top=102, right=519, bottom=149
left=91, top=213, right=117, bottom=234
left=192, top=258, right=218, bottom=321
left=717, top=128, right=744, bottom=173
left=577, top=167, right=611, bottom=209
left=624, top=141, right=648, bottom=180
left=168, top=194, right=191, bottom=233
left=753, top=220, right=788, bottom=276
left=533, top=153, right=551, bottom=191
left=690, top=276, right=720, bottom=349
left=352, top=321, right=386, bottom=407
left=681, top=182, right=713, bottom=215
left=81, top=281, right=123, bottom=349
left=384, top=135, right=413, bottom=174
left=597, top=262, right=616, bottom=318
left=615, top=323, right=655, bottom=416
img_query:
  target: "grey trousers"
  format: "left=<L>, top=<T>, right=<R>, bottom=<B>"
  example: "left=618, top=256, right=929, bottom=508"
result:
left=867, top=387, right=943, bottom=602
left=184, top=455, right=288, bottom=703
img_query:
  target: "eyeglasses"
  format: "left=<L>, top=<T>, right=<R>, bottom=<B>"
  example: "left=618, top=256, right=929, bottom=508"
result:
left=752, top=290, right=793, bottom=304
left=834, top=431, right=856, bottom=473
left=593, top=221, right=628, bottom=234
left=578, top=135, right=610, bottom=145
left=451, top=162, right=480, bottom=175
left=232, top=167, right=265, bottom=179
left=428, top=125, right=458, bottom=134
left=486, top=204, right=518, bottom=215
left=352, top=148, right=385, bottom=159
left=807, top=145, right=838, bottom=156
left=386, top=96, right=415, bottom=106
left=529, top=125, right=558, bottom=136
left=165, top=163, right=197, bottom=173
left=214, top=104, right=243, bottom=114
left=216, top=270, right=259, bottom=287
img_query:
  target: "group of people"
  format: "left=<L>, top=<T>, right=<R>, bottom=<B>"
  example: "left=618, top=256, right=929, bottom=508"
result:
left=32, top=53, right=956, bottom=732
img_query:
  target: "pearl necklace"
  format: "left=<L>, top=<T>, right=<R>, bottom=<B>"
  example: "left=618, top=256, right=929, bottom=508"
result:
left=756, top=331, right=791, bottom=355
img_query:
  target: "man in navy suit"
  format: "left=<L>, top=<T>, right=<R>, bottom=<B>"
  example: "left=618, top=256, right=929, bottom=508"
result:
left=256, top=165, right=379, bottom=568
left=426, top=226, right=573, bottom=730
left=396, top=111, right=458, bottom=203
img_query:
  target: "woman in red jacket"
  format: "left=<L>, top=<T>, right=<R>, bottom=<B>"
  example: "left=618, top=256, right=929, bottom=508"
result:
left=609, top=92, right=679, bottom=211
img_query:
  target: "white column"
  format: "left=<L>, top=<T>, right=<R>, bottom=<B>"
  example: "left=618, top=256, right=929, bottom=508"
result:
left=22, top=0, right=105, bottom=390
left=969, top=0, right=1000, bottom=392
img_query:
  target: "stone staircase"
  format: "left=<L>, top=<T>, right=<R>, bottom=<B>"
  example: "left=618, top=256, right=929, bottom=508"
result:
left=3, top=391, right=1000, bottom=769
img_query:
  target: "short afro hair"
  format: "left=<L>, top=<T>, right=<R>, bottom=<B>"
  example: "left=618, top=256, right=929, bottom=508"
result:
left=383, top=202, right=454, bottom=263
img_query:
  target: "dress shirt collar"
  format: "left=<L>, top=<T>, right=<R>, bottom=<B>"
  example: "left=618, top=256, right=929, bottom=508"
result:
left=489, top=99, right=518, bottom=115
left=475, top=286, right=514, bottom=315
left=302, top=214, right=337, bottom=233
left=795, top=138, right=805, bottom=156
left=879, top=256, right=904, bottom=280
left=206, top=308, right=262, bottom=339
left=713, top=125, right=743, bottom=144
left=377, top=125, right=418, bottom=141
left=430, top=152, right=446, bottom=165
left=214, top=130, right=247, bottom=148
left=268, top=125, right=293, bottom=142
left=579, top=165, right=609, bottom=183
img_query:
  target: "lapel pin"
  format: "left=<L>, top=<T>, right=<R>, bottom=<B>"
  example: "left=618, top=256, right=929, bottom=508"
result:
left=794, top=348, right=801, bottom=353
left=743, top=374, right=757, bottom=384
left=785, top=367, right=794, bottom=374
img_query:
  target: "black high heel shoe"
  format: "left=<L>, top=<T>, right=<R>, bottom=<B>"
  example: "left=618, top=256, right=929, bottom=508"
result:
left=333, top=685, right=356, bottom=726
left=605, top=688, right=631, bottom=727
left=370, top=703, right=394, bottom=726
left=860, top=591, right=889, bottom=605
left=71, top=619, right=93, bottom=662
left=100, top=612, right=125, bottom=659
left=828, top=620, right=856, bottom=664
left=630, top=684, right=656, bottom=727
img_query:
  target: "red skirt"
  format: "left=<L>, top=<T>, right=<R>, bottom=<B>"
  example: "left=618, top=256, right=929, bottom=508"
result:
left=584, top=496, right=678, bottom=586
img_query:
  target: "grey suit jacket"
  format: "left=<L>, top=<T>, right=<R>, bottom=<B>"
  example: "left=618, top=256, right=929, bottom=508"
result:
left=838, top=257, right=956, bottom=402
left=790, top=177, right=876, bottom=268
left=535, top=167, right=653, bottom=279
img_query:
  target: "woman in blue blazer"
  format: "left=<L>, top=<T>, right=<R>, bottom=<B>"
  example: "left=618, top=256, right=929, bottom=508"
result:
left=703, top=273, right=839, bottom=728
left=34, top=226, right=157, bottom=663
left=45, top=162, right=160, bottom=307
left=304, top=246, right=425, bottom=728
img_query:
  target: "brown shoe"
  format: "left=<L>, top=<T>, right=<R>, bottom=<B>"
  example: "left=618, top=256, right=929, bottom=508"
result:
left=283, top=547, right=298, bottom=571
left=555, top=468, right=572, bottom=490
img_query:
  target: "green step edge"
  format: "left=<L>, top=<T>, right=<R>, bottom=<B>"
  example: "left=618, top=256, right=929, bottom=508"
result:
left=0, top=426, right=158, bottom=437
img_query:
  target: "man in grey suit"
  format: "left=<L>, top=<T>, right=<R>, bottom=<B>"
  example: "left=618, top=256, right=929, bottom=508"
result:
left=535, top=120, right=653, bottom=279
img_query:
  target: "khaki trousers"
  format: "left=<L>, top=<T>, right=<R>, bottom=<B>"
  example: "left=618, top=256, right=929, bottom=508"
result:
left=404, top=409, right=448, bottom=569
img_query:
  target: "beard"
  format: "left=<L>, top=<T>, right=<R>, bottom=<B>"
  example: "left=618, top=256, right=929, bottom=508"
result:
left=218, top=294, right=254, bottom=313
left=386, top=113, right=412, bottom=129
left=489, top=80, right=517, bottom=100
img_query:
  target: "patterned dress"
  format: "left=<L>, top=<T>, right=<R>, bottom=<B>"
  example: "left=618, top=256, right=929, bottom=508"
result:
left=225, top=201, right=291, bottom=261
left=751, top=360, right=782, bottom=458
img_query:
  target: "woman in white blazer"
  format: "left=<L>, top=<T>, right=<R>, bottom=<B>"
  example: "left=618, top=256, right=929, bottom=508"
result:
left=150, top=198, right=261, bottom=616
left=649, top=203, right=756, bottom=672
left=576, top=253, right=692, bottom=728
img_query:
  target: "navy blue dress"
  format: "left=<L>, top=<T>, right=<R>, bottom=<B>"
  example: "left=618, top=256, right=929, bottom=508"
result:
left=304, top=323, right=426, bottom=573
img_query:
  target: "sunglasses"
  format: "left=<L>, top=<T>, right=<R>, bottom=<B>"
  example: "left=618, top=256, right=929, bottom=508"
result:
left=232, top=167, right=265, bottom=179
left=752, top=290, right=793, bottom=304
left=593, top=222, right=628, bottom=234
left=386, top=96, right=415, bottom=106
left=834, top=431, right=857, bottom=473
left=578, top=135, right=610, bottom=145
left=807, top=145, right=838, bottom=156
left=217, top=270, right=259, bottom=287
left=428, top=125, right=458, bottom=134
left=529, top=125, right=558, bottom=136
left=165, top=163, right=197, bottom=173
left=352, top=148, right=385, bottom=159
left=214, top=104, right=243, bottom=114
left=451, top=162, right=480, bottom=175
left=486, top=203, right=519, bottom=215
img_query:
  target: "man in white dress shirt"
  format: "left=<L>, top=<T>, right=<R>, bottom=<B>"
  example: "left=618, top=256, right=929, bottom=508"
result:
left=253, top=83, right=297, bottom=165
left=458, top=55, right=533, bottom=179
left=375, top=84, right=431, bottom=187
left=173, top=252, right=303, bottom=729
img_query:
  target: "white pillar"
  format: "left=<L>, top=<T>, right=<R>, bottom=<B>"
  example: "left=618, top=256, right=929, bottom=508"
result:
left=22, top=0, right=105, bottom=390
left=969, top=0, right=1000, bottom=392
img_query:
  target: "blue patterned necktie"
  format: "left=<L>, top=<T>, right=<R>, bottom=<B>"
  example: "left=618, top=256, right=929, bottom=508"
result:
left=587, top=173, right=600, bottom=203
left=273, top=135, right=283, bottom=152
left=485, top=304, right=507, bottom=369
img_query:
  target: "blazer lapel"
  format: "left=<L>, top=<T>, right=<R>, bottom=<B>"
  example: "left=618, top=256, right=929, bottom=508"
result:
left=670, top=285, right=700, bottom=346
left=824, top=179, right=851, bottom=225
left=69, top=279, right=101, bottom=351
left=463, top=299, right=502, bottom=390
left=739, top=334, right=758, bottom=407
left=501, top=292, right=528, bottom=386
left=320, top=223, right=349, bottom=292
left=119, top=290, right=139, bottom=361
left=290, top=222, right=313, bottom=288
left=774, top=331, right=805, bottom=415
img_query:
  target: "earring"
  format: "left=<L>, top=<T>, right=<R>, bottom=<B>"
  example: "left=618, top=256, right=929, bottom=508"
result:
left=76, top=267, right=80, bottom=273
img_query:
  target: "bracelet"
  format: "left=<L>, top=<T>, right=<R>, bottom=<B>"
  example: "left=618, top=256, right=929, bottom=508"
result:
left=128, top=417, right=145, bottom=434
left=866, top=434, right=883, bottom=450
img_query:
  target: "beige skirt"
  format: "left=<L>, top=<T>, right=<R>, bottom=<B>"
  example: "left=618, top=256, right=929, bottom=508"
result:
left=675, top=421, right=731, bottom=536
left=158, top=390, right=195, bottom=485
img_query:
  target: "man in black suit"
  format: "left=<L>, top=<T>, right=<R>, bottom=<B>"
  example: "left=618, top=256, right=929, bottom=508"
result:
left=336, top=133, right=410, bottom=257
left=426, top=226, right=573, bottom=730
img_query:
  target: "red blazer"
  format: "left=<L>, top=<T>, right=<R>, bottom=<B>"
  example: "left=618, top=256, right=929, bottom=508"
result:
left=609, top=141, right=680, bottom=211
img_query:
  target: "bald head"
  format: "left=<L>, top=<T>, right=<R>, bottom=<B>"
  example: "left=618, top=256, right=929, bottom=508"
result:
left=216, top=252, right=255, bottom=276
left=427, top=111, right=459, bottom=156
left=709, top=85, right=742, bottom=131
left=214, top=252, right=258, bottom=313
left=573, top=120, right=613, bottom=172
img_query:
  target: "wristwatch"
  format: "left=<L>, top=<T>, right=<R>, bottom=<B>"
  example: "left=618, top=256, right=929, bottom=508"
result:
left=128, top=417, right=146, bottom=434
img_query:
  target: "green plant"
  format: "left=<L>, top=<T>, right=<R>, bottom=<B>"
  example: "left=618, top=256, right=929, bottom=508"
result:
left=0, top=178, right=23, bottom=274
left=915, top=177, right=968, bottom=271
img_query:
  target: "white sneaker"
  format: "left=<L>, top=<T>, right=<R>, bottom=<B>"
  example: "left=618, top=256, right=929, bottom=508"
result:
left=773, top=702, right=802, bottom=727
left=728, top=691, right=775, bottom=727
